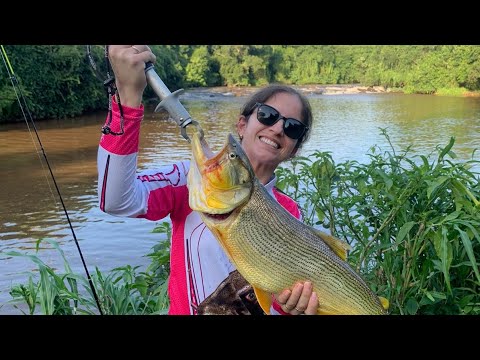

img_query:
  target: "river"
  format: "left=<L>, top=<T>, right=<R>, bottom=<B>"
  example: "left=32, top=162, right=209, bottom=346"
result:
left=1, top=89, right=479, bottom=314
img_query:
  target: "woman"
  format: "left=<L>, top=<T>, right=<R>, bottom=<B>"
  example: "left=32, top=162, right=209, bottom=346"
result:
left=97, top=45, right=319, bottom=315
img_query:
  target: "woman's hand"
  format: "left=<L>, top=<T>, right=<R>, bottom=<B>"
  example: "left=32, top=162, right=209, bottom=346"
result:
left=275, top=281, right=319, bottom=315
left=107, top=45, right=157, bottom=108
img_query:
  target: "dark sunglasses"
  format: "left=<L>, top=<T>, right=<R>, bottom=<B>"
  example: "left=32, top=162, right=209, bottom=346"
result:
left=254, top=103, right=308, bottom=140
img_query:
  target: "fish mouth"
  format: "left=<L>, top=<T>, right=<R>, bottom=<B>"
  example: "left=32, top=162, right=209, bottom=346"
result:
left=203, top=210, right=234, bottom=220
left=188, top=131, right=254, bottom=216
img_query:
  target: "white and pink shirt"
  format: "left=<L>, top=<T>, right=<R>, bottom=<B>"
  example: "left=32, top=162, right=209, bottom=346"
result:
left=97, top=98, right=300, bottom=315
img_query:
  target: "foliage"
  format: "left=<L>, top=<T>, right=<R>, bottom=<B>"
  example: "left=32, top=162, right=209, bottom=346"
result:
left=185, top=46, right=220, bottom=87
left=0, top=45, right=106, bottom=122
left=435, top=87, right=469, bottom=97
left=276, top=131, right=480, bottom=315
left=2, top=45, right=480, bottom=123
left=6, top=128, right=480, bottom=315
left=4, top=222, right=172, bottom=315
left=147, top=46, right=184, bottom=91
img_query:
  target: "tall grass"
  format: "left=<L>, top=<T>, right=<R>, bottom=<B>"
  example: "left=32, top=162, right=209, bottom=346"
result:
left=276, top=130, right=480, bottom=314
left=3, top=222, right=172, bottom=315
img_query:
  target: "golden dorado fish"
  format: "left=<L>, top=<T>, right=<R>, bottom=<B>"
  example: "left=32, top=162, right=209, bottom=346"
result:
left=187, top=130, right=389, bottom=315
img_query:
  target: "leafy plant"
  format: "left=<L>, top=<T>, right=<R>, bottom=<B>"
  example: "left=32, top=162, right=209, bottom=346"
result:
left=277, top=130, right=480, bottom=314
left=4, top=222, right=172, bottom=315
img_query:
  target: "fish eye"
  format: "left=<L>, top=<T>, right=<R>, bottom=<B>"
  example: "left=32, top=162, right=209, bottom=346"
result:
left=228, top=152, right=237, bottom=159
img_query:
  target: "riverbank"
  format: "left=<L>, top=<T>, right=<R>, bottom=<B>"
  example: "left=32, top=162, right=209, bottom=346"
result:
left=185, top=84, right=393, bottom=97
left=178, top=84, right=480, bottom=101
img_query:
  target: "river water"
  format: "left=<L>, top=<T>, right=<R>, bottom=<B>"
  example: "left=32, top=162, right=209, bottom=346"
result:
left=1, top=89, right=479, bottom=314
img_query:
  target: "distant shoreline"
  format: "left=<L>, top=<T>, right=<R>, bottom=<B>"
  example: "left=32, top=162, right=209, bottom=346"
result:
left=183, top=84, right=480, bottom=98
left=185, top=84, right=392, bottom=97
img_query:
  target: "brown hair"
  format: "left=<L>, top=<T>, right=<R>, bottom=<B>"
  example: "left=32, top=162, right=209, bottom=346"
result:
left=240, top=84, right=313, bottom=151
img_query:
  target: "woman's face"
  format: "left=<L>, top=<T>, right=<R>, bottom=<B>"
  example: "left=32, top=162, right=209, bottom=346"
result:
left=237, top=92, right=304, bottom=173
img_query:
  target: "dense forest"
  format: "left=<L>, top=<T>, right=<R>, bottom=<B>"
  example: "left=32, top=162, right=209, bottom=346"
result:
left=1, top=45, right=480, bottom=123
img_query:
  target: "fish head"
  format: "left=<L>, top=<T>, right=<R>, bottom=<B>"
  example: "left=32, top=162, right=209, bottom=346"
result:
left=188, top=131, right=254, bottom=215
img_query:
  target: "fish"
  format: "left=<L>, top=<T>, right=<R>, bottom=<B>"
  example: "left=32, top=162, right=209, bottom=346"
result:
left=187, top=130, right=389, bottom=315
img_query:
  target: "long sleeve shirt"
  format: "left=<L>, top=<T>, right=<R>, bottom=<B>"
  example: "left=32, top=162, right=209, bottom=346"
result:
left=97, top=98, right=301, bottom=314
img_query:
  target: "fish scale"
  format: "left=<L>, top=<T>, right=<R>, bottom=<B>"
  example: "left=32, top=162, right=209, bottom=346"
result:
left=188, top=131, right=388, bottom=315
left=233, top=183, right=376, bottom=297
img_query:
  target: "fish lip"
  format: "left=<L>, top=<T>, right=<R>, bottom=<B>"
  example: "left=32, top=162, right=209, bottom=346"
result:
left=228, top=134, right=255, bottom=179
left=202, top=210, right=234, bottom=221
left=228, top=134, right=243, bottom=154
left=228, top=133, right=239, bottom=148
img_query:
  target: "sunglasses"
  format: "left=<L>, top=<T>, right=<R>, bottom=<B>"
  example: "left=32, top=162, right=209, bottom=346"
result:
left=254, top=103, right=308, bottom=140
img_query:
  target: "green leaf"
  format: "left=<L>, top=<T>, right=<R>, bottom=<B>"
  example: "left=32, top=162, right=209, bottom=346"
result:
left=438, top=137, right=455, bottom=161
left=456, top=221, right=480, bottom=246
left=439, top=211, right=461, bottom=225
left=420, top=155, right=430, bottom=169
left=459, top=294, right=475, bottom=308
left=425, top=291, right=435, bottom=302
left=433, top=228, right=453, bottom=293
left=455, top=225, right=480, bottom=284
left=430, top=291, right=447, bottom=300
left=396, top=221, right=415, bottom=244
left=426, top=176, right=449, bottom=199
left=374, top=169, right=393, bottom=190
left=316, top=208, right=325, bottom=223
left=405, top=298, right=419, bottom=315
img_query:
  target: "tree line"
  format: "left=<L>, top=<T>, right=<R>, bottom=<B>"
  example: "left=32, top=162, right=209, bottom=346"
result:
left=1, top=45, right=479, bottom=123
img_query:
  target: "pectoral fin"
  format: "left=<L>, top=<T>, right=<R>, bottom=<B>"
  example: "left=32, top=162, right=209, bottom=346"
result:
left=315, top=230, right=352, bottom=261
left=252, top=286, right=272, bottom=315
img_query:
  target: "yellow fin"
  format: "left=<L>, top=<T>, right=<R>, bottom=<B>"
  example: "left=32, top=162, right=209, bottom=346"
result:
left=314, top=230, right=352, bottom=261
left=317, top=308, right=337, bottom=315
left=252, top=286, right=272, bottom=315
left=379, top=297, right=389, bottom=310
left=316, top=303, right=341, bottom=315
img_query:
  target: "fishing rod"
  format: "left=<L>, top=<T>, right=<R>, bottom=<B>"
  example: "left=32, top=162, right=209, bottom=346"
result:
left=0, top=45, right=104, bottom=315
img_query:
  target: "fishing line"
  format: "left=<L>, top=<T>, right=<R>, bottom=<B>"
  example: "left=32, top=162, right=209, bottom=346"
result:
left=0, top=45, right=104, bottom=315
left=0, top=47, right=59, bottom=208
left=86, top=45, right=125, bottom=135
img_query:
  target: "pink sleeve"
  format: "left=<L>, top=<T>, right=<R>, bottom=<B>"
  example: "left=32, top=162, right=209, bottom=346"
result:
left=98, top=97, right=189, bottom=220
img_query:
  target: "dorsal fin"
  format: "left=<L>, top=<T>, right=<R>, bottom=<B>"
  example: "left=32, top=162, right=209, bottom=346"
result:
left=313, top=229, right=352, bottom=261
